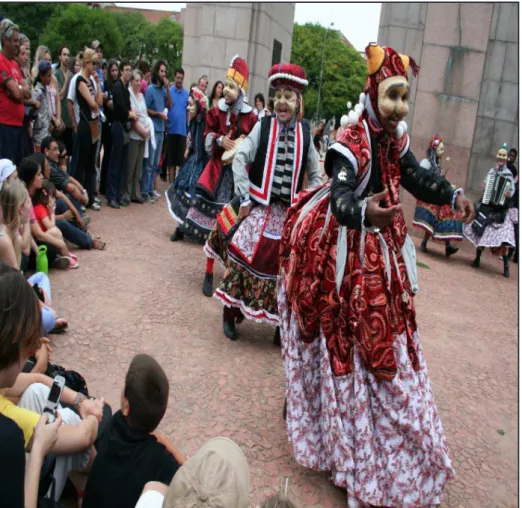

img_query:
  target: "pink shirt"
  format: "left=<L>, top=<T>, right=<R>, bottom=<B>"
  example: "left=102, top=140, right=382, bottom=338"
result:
left=141, top=80, right=148, bottom=95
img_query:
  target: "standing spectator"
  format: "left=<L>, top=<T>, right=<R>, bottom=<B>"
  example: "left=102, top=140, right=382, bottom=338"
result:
left=31, top=46, right=63, bottom=138
left=254, top=92, right=268, bottom=119
left=54, top=46, right=74, bottom=155
left=73, top=49, right=102, bottom=211
left=0, top=19, right=29, bottom=165
left=100, top=59, right=119, bottom=196
left=143, top=60, right=171, bottom=202
left=101, top=59, right=108, bottom=80
left=91, top=41, right=104, bottom=82
left=209, top=80, right=224, bottom=108
left=106, top=59, right=136, bottom=209
left=70, top=54, right=81, bottom=75
left=31, top=61, right=53, bottom=152
left=197, top=74, right=209, bottom=95
left=313, top=121, right=325, bottom=153
left=91, top=42, right=104, bottom=190
left=167, top=67, right=188, bottom=184
left=267, top=97, right=274, bottom=115
left=138, top=60, right=151, bottom=95
left=507, top=148, right=518, bottom=263
left=16, top=33, right=37, bottom=159
left=124, top=70, right=149, bottom=206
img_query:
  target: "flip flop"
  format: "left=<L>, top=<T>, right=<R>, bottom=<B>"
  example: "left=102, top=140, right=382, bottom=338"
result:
left=50, top=318, right=68, bottom=335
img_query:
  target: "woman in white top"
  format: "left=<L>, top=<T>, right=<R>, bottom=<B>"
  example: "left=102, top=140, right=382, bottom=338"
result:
left=124, top=70, right=150, bottom=204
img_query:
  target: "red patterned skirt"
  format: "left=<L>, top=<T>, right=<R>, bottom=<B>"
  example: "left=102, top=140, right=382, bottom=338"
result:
left=213, top=201, right=287, bottom=325
left=412, top=200, right=463, bottom=241
left=278, top=183, right=454, bottom=505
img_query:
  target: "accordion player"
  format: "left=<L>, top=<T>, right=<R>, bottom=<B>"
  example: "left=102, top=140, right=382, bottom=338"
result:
left=481, top=172, right=512, bottom=206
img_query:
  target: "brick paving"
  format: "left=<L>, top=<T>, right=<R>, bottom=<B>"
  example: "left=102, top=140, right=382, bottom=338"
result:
left=48, top=185, right=518, bottom=507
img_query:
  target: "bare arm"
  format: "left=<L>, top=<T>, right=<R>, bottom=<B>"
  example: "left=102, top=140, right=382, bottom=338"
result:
left=0, top=234, right=19, bottom=269
left=56, top=190, right=83, bottom=222
left=67, top=99, right=77, bottom=132
left=4, top=79, right=29, bottom=102
left=20, top=222, right=32, bottom=256
left=30, top=220, right=67, bottom=254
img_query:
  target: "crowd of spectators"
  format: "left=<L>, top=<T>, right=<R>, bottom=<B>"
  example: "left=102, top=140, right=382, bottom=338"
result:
left=0, top=15, right=305, bottom=508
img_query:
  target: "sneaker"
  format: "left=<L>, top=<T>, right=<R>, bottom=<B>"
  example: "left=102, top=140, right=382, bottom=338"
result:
left=141, top=194, right=152, bottom=203
left=68, top=254, right=79, bottom=269
left=81, top=206, right=87, bottom=214
left=81, top=215, right=91, bottom=228
left=89, top=202, right=101, bottom=212
left=52, top=256, right=71, bottom=270
left=94, top=197, right=102, bottom=205
left=120, top=199, right=130, bottom=207
left=148, top=192, right=159, bottom=203
left=153, top=190, right=161, bottom=198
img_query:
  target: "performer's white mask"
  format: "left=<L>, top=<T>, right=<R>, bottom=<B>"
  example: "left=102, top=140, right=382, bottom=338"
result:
left=436, top=142, right=445, bottom=159
left=187, top=97, right=197, bottom=118
left=274, top=88, right=297, bottom=124
left=224, top=77, right=239, bottom=104
left=377, top=76, right=409, bottom=135
left=497, top=148, right=508, bottom=167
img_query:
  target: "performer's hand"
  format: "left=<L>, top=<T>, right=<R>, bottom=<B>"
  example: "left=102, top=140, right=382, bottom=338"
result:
left=238, top=203, right=251, bottom=220
left=455, top=194, right=475, bottom=224
left=481, top=181, right=486, bottom=190
left=221, top=135, right=235, bottom=151
left=364, top=190, right=402, bottom=229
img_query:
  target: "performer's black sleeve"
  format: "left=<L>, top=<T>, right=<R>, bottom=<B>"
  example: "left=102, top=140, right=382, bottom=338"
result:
left=399, top=149, right=455, bottom=206
left=330, top=153, right=364, bottom=230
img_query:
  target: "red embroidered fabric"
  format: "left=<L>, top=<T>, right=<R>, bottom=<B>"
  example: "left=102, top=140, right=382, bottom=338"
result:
left=279, top=116, right=419, bottom=381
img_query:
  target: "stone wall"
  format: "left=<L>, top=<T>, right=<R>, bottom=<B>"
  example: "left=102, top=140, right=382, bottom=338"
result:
left=181, top=3, right=295, bottom=102
left=378, top=3, right=519, bottom=235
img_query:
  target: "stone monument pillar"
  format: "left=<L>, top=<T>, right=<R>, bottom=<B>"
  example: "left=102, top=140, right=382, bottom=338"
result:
left=181, top=3, right=295, bottom=102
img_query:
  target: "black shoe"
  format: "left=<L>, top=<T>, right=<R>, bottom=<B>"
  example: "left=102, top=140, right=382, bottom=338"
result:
left=445, top=245, right=459, bottom=257
left=504, top=264, right=510, bottom=278
left=108, top=200, right=120, bottom=209
left=273, top=326, right=281, bottom=347
left=471, top=257, right=480, bottom=268
left=420, top=240, right=428, bottom=253
left=131, top=197, right=144, bottom=204
left=170, top=229, right=184, bottom=242
left=223, top=319, right=237, bottom=340
left=120, top=199, right=130, bottom=207
left=283, top=398, right=287, bottom=421
left=202, top=273, right=213, bottom=297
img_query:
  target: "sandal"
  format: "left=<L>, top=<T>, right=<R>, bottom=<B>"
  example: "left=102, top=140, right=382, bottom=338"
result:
left=92, top=239, right=106, bottom=251
left=50, top=318, right=68, bottom=335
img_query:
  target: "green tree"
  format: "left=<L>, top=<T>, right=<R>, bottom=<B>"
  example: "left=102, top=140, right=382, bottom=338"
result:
left=291, top=23, right=367, bottom=122
left=111, top=11, right=153, bottom=64
left=0, top=3, right=66, bottom=51
left=40, top=4, right=123, bottom=58
left=153, top=18, right=184, bottom=76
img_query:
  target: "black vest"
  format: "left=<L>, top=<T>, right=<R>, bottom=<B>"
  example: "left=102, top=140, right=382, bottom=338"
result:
left=249, top=116, right=311, bottom=205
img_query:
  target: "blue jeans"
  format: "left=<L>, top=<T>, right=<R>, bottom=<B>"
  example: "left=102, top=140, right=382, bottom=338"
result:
left=107, top=122, right=129, bottom=202
left=28, top=272, right=55, bottom=335
left=141, top=131, right=164, bottom=196
left=56, top=195, right=83, bottom=218
left=56, top=219, right=92, bottom=249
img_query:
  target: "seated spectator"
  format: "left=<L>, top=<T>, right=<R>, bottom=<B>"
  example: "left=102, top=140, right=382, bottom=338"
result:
left=31, top=60, right=53, bottom=151
left=134, top=437, right=249, bottom=508
left=33, top=179, right=105, bottom=251
left=0, top=264, right=61, bottom=508
left=83, top=354, right=184, bottom=508
left=42, top=135, right=88, bottom=206
left=17, top=156, right=71, bottom=270
left=0, top=179, right=70, bottom=331
left=57, top=140, right=71, bottom=174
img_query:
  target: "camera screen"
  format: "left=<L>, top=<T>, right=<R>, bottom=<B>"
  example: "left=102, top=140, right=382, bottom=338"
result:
left=48, top=381, right=62, bottom=404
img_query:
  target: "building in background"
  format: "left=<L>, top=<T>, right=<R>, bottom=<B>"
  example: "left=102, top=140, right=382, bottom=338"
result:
left=378, top=2, right=518, bottom=233
left=180, top=3, right=295, bottom=101
left=89, top=3, right=182, bottom=23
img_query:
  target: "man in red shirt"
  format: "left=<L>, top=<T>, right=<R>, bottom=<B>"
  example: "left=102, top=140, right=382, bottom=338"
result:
left=0, top=19, right=30, bottom=165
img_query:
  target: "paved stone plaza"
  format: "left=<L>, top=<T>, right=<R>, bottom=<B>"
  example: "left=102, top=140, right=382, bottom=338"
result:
left=48, top=186, right=518, bottom=507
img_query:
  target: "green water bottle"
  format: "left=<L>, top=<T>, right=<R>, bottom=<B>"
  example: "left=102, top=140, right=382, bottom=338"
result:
left=36, top=245, right=49, bottom=275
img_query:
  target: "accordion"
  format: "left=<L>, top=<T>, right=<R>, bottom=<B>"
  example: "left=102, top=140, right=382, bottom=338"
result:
left=482, top=173, right=511, bottom=206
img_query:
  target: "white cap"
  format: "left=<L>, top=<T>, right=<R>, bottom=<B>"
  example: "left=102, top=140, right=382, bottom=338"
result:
left=0, top=159, right=16, bottom=191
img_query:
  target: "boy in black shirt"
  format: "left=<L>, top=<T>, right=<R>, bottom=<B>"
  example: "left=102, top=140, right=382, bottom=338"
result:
left=83, top=354, right=182, bottom=508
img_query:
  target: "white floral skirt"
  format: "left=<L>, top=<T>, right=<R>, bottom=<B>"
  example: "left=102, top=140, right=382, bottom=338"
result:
left=277, top=271, right=455, bottom=507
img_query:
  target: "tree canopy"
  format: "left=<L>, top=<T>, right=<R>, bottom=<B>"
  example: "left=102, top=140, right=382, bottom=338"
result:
left=1, top=3, right=183, bottom=76
left=291, top=23, right=367, bottom=122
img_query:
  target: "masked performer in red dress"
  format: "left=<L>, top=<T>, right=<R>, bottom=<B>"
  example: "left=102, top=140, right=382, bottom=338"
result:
left=210, top=63, right=322, bottom=341
left=278, top=43, right=475, bottom=506
left=178, top=56, right=257, bottom=294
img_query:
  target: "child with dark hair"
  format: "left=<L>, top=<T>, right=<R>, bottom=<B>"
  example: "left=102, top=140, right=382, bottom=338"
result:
left=82, top=354, right=184, bottom=508
left=32, top=60, right=54, bottom=151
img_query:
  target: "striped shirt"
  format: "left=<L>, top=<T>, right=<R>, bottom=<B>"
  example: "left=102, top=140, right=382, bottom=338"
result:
left=271, top=123, right=295, bottom=202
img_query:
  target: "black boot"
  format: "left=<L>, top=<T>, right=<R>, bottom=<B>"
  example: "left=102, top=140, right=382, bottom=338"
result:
left=445, top=241, right=459, bottom=257
left=170, top=229, right=184, bottom=242
left=223, top=318, right=237, bottom=340
left=202, top=273, right=213, bottom=297
left=513, top=249, right=518, bottom=264
left=273, top=326, right=281, bottom=347
left=471, top=249, right=482, bottom=268
left=283, top=398, right=287, bottom=421
left=420, top=237, right=428, bottom=253
left=503, top=255, right=510, bottom=278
